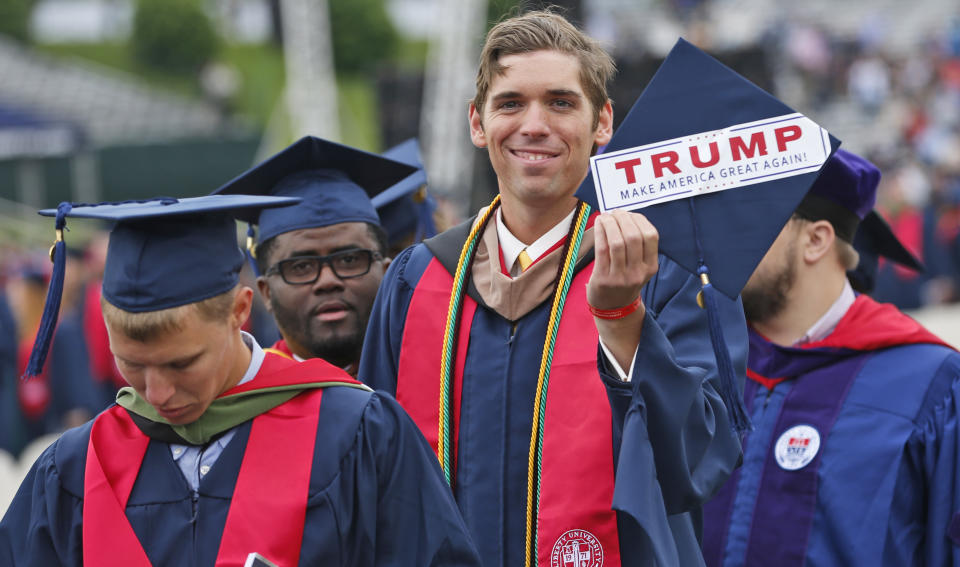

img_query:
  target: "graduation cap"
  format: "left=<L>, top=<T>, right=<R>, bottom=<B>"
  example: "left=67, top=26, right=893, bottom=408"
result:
left=374, top=138, right=438, bottom=249
left=23, top=194, right=300, bottom=378
left=795, top=148, right=879, bottom=241
left=211, top=136, right=417, bottom=273
left=576, top=39, right=841, bottom=432
left=849, top=211, right=924, bottom=293
left=794, top=148, right=924, bottom=292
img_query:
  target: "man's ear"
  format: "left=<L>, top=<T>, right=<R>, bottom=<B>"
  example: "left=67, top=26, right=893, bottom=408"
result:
left=802, top=219, right=836, bottom=264
left=255, top=277, right=273, bottom=314
left=594, top=100, right=614, bottom=147
left=469, top=103, right=487, bottom=148
left=231, top=287, right=254, bottom=330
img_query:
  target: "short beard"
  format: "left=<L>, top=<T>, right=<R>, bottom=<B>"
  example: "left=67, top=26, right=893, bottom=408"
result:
left=742, top=250, right=797, bottom=324
left=269, top=297, right=363, bottom=369
left=306, top=333, right=363, bottom=369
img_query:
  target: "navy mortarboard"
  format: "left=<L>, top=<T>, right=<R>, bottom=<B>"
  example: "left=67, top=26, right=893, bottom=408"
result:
left=576, top=38, right=841, bottom=431
left=374, top=138, right=438, bottom=251
left=23, top=194, right=300, bottom=377
left=212, top=136, right=417, bottom=270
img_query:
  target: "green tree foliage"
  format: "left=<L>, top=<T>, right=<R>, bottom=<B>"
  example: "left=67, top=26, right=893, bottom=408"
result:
left=487, top=0, right=522, bottom=27
left=329, top=0, right=398, bottom=75
left=0, top=0, right=36, bottom=43
left=132, top=0, right=219, bottom=74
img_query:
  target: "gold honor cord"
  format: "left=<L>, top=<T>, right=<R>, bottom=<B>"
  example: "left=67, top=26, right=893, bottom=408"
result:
left=437, top=197, right=591, bottom=567
left=438, top=195, right=501, bottom=482
left=522, top=201, right=590, bottom=567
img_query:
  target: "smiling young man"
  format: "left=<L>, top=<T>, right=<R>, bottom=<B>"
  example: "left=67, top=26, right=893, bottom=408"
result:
left=215, top=136, right=417, bottom=375
left=0, top=196, right=480, bottom=566
left=359, top=10, right=746, bottom=567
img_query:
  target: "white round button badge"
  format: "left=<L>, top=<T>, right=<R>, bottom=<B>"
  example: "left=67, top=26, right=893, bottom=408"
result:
left=774, top=424, right=821, bottom=471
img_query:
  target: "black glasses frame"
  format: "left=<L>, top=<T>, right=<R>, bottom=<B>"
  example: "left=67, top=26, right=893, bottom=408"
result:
left=265, top=249, right=383, bottom=285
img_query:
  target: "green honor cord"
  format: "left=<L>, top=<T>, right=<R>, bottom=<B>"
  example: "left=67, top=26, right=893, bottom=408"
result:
left=434, top=196, right=591, bottom=566
left=523, top=201, right=590, bottom=567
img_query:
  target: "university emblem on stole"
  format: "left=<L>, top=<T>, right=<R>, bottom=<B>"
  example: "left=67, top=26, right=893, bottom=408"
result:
left=774, top=424, right=821, bottom=470
left=551, top=529, right=603, bottom=567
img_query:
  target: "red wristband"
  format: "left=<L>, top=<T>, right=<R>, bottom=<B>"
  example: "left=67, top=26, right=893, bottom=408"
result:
left=587, top=295, right=643, bottom=320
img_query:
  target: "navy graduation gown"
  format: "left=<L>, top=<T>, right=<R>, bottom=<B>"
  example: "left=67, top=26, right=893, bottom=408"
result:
left=358, top=218, right=748, bottom=567
left=0, top=387, right=481, bottom=566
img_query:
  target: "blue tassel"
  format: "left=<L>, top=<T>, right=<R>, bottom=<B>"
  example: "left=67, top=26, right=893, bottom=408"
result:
left=698, top=265, right=752, bottom=434
left=245, top=224, right=260, bottom=277
left=23, top=202, right=72, bottom=379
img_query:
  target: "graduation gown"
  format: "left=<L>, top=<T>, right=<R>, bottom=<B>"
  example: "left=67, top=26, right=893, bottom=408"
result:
left=702, top=295, right=960, bottom=567
left=0, top=352, right=481, bottom=566
left=358, top=212, right=747, bottom=567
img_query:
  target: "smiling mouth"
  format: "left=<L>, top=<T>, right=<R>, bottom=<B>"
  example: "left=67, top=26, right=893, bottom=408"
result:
left=511, top=149, right=558, bottom=162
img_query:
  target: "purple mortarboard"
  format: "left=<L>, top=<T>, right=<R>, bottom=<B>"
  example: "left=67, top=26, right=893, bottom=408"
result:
left=576, top=38, right=841, bottom=432
left=796, top=149, right=879, bottom=242
left=796, top=149, right=924, bottom=291
left=23, top=195, right=300, bottom=378
left=374, top=138, right=437, bottom=249
left=212, top=136, right=416, bottom=272
left=848, top=210, right=924, bottom=293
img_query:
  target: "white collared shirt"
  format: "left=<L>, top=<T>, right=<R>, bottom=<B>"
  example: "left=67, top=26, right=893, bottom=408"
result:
left=170, top=331, right=265, bottom=491
left=496, top=207, right=576, bottom=276
left=796, top=280, right=856, bottom=346
left=496, top=207, right=637, bottom=381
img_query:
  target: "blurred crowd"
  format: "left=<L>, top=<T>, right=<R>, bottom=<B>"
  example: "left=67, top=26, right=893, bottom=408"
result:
left=779, top=15, right=960, bottom=308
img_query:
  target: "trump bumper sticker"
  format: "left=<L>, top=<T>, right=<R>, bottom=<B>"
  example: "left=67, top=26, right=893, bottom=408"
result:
left=590, top=113, right=831, bottom=212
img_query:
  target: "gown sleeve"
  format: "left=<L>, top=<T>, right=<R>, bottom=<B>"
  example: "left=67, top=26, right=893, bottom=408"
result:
left=600, top=255, right=746, bottom=516
left=345, top=392, right=480, bottom=566
left=0, top=432, right=86, bottom=567
left=884, top=352, right=960, bottom=566
left=358, top=247, right=419, bottom=396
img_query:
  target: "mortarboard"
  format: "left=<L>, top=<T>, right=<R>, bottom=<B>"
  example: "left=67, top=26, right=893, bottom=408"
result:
left=212, top=136, right=417, bottom=271
left=23, top=194, right=300, bottom=378
left=374, top=138, right=438, bottom=248
left=576, top=38, right=841, bottom=432
left=788, top=148, right=923, bottom=292
left=848, top=210, right=924, bottom=293
left=795, top=149, right=880, bottom=242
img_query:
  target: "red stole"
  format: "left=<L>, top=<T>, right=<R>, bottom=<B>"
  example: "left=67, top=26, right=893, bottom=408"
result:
left=268, top=339, right=295, bottom=358
left=82, top=352, right=359, bottom=566
left=396, top=257, right=622, bottom=566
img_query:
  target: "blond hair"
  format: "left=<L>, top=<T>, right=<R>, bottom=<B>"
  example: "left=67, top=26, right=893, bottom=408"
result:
left=473, top=9, right=616, bottom=127
left=101, top=285, right=238, bottom=342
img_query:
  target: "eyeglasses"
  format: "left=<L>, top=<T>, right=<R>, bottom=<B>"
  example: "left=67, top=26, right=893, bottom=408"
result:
left=265, top=249, right=383, bottom=285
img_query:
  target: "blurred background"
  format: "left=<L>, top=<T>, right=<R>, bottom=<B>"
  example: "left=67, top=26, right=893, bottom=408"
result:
left=1, top=0, right=960, bottom=512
